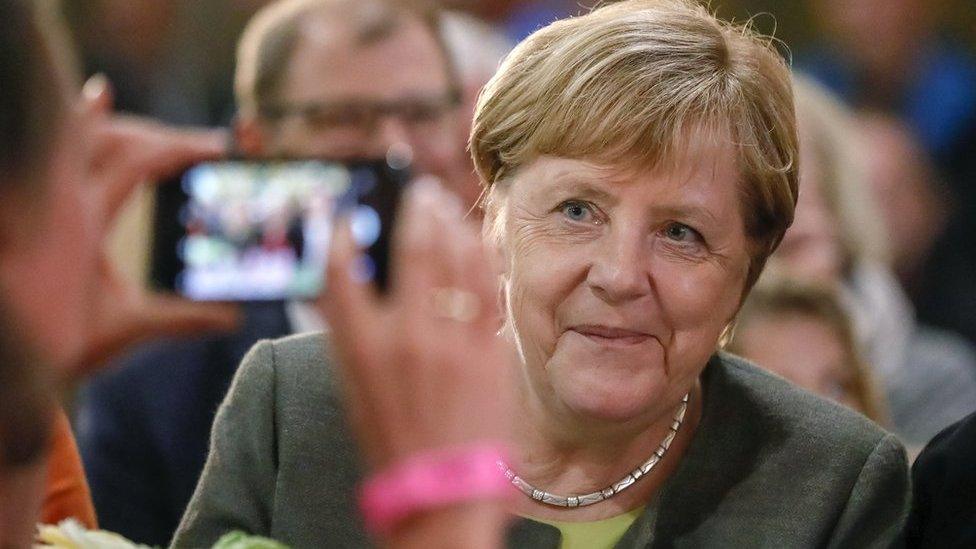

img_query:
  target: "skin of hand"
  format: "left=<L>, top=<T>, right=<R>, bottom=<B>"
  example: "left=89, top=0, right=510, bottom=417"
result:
left=320, top=179, right=513, bottom=547
left=66, top=76, right=241, bottom=378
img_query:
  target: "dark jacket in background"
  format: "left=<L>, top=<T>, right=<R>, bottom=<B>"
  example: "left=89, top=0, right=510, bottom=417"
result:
left=907, top=410, right=976, bottom=548
left=75, top=302, right=290, bottom=547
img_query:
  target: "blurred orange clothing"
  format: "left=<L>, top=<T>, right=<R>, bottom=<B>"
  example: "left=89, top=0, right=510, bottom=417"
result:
left=41, top=409, right=97, bottom=528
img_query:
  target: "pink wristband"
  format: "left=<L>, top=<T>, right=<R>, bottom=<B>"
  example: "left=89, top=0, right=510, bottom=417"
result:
left=358, top=442, right=513, bottom=536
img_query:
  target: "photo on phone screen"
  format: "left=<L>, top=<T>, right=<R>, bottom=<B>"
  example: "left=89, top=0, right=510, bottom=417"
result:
left=165, top=159, right=407, bottom=301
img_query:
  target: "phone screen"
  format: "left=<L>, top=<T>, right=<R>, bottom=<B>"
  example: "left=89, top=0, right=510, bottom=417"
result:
left=167, top=159, right=407, bottom=301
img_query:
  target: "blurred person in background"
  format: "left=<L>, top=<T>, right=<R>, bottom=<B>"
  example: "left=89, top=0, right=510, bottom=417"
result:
left=859, top=113, right=950, bottom=295
left=770, top=74, right=976, bottom=451
left=76, top=0, right=512, bottom=545
left=729, top=279, right=888, bottom=424
left=801, top=0, right=976, bottom=346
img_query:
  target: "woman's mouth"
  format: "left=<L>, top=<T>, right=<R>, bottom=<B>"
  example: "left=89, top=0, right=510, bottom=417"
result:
left=569, top=325, right=654, bottom=346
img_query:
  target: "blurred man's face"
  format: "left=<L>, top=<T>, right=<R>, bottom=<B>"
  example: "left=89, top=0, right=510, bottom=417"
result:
left=253, top=14, right=460, bottom=181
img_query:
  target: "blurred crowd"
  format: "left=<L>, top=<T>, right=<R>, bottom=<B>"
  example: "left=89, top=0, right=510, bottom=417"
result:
left=7, top=0, right=976, bottom=546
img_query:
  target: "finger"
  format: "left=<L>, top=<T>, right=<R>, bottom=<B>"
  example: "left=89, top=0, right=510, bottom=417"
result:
left=125, top=120, right=227, bottom=180
left=96, top=118, right=228, bottom=218
left=139, top=296, right=242, bottom=335
left=319, top=219, right=391, bottom=466
left=390, top=177, right=442, bottom=313
left=81, top=74, right=114, bottom=116
left=320, top=218, right=382, bottom=361
left=71, top=299, right=241, bottom=377
left=437, top=186, right=468, bottom=288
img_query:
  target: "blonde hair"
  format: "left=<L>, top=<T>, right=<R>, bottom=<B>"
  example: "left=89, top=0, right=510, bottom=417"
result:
left=730, top=278, right=889, bottom=424
left=791, top=74, right=889, bottom=269
left=470, top=0, right=799, bottom=288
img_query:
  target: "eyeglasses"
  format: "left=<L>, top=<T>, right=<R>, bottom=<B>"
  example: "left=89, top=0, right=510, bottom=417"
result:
left=258, top=90, right=462, bottom=135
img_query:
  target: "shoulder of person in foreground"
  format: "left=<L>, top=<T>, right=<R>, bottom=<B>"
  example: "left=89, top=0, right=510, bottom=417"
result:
left=675, top=352, right=910, bottom=547
left=906, top=409, right=976, bottom=548
left=172, top=332, right=368, bottom=549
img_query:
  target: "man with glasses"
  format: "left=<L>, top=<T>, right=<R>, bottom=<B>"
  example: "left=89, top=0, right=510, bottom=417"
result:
left=233, top=0, right=463, bottom=184
left=76, top=1, right=490, bottom=544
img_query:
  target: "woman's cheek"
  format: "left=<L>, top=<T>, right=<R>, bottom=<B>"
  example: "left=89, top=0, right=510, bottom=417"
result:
left=650, top=256, right=743, bottom=338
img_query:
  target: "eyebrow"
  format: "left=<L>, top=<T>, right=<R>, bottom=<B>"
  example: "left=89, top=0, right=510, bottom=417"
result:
left=541, top=173, right=619, bottom=205
left=650, top=203, right=722, bottom=227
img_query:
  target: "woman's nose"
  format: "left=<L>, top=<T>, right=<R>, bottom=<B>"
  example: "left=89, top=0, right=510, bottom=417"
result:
left=586, top=235, right=651, bottom=303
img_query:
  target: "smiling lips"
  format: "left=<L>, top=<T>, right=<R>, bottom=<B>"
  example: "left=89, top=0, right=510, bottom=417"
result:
left=569, top=324, right=654, bottom=346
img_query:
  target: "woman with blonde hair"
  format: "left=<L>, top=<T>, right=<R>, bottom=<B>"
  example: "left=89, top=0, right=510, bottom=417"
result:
left=771, top=74, right=976, bottom=450
left=177, top=1, right=909, bottom=547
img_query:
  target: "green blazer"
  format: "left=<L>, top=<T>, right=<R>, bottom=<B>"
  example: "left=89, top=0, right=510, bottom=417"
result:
left=173, top=333, right=909, bottom=548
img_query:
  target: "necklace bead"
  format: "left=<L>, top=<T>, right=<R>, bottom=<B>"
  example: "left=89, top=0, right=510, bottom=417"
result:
left=498, top=393, right=690, bottom=508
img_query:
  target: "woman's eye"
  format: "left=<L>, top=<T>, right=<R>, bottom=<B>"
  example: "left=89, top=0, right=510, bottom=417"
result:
left=560, top=201, right=595, bottom=223
left=663, top=222, right=702, bottom=243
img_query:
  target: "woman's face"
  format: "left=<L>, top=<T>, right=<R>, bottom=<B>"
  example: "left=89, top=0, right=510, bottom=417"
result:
left=495, top=147, right=751, bottom=424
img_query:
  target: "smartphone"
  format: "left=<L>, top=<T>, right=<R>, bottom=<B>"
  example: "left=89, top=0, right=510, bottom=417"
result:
left=158, top=159, right=408, bottom=301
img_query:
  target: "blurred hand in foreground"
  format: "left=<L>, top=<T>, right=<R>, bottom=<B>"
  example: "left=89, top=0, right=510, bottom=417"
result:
left=67, top=76, right=241, bottom=378
left=322, top=178, right=512, bottom=469
left=321, top=179, right=513, bottom=547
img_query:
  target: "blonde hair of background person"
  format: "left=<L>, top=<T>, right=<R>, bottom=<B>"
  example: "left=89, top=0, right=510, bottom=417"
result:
left=729, top=279, right=889, bottom=424
left=777, top=73, right=890, bottom=276
left=769, top=74, right=900, bottom=370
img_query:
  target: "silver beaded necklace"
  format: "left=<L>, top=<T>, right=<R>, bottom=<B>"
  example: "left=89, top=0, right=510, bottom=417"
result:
left=498, top=393, right=690, bottom=508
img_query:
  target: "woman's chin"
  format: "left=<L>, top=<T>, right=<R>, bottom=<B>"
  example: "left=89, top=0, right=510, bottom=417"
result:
left=543, top=343, right=667, bottom=423
left=551, top=372, right=663, bottom=424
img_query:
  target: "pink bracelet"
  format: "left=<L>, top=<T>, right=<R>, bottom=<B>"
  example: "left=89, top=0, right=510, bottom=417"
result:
left=357, top=442, right=513, bottom=536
